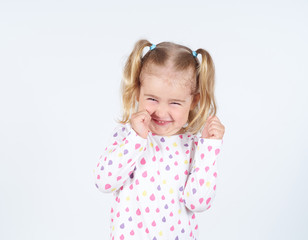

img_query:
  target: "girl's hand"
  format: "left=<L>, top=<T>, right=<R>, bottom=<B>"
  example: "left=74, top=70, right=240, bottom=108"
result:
left=201, top=115, right=225, bottom=140
left=130, top=110, right=151, bottom=139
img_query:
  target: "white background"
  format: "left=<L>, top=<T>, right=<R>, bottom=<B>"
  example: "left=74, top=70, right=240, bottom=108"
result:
left=0, top=0, right=307, bottom=239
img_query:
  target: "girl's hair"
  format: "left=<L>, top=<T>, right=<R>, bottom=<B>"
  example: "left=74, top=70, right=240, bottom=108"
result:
left=119, top=39, right=217, bottom=135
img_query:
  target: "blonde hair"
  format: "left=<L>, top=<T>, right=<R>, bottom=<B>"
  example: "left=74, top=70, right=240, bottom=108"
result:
left=119, top=39, right=217, bottom=135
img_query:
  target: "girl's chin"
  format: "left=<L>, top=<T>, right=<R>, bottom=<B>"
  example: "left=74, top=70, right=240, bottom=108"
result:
left=149, top=124, right=182, bottom=136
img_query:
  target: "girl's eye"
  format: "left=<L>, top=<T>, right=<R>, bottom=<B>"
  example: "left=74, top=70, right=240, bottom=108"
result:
left=147, top=98, right=157, bottom=102
left=171, top=102, right=181, bottom=105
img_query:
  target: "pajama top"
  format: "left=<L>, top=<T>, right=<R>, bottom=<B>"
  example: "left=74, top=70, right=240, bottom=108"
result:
left=93, top=123, right=223, bottom=240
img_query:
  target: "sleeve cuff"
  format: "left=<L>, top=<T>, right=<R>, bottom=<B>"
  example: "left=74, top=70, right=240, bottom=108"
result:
left=124, top=123, right=148, bottom=146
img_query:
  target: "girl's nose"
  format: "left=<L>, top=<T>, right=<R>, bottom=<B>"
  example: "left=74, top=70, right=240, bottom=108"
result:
left=154, top=104, right=169, bottom=119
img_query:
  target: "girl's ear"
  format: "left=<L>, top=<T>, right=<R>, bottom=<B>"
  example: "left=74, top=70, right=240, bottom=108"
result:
left=190, top=93, right=200, bottom=110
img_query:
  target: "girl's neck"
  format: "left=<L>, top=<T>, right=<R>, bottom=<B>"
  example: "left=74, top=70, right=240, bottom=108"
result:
left=150, top=127, right=191, bottom=138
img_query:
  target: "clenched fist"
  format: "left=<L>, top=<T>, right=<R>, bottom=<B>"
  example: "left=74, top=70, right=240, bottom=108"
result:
left=130, top=110, right=152, bottom=139
left=202, top=115, right=225, bottom=140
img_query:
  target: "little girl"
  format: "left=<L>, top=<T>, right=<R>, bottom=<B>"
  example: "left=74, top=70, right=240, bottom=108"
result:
left=94, top=39, right=225, bottom=240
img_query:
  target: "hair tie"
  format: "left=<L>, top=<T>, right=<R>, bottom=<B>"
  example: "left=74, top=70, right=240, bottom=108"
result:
left=192, top=51, right=198, bottom=57
left=150, top=44, right=156, bottom=50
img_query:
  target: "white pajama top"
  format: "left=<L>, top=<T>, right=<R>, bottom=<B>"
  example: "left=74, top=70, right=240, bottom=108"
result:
left=93, top=123, right=223, bottom=240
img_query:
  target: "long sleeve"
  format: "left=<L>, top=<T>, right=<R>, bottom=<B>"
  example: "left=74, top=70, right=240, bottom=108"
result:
left=181, top=136, right=223, bottom=212
left=93, top=123, right=147, bottom=193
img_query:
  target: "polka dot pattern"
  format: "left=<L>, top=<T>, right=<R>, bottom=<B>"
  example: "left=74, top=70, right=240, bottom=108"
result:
left=94, top=124, right=223, bottom=240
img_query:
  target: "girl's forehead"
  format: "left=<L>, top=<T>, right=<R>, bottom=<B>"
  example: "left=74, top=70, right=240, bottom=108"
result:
left=140, top=63, right=195, bottom=87
left=140, top=72, right=194, bottom=99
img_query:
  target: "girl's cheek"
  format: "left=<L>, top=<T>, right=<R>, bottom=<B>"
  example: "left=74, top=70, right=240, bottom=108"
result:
left=139, top=101, right=155, bottom=114
left=146, top=105, right=156, bottom=115
left=137, top=100, right=146, bottom=112
left=138, top=98, right=148, bottom=109
left=174, top=108, right=189, bottom=122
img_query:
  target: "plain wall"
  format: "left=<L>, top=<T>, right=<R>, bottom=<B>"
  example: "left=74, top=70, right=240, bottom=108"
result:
left=0, top=0, right=307, bottom=239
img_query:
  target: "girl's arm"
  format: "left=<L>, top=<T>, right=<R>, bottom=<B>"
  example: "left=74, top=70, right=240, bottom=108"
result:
left=93, top=124, right=147, bottom=193
left=181, top=137, right=223, bottom=212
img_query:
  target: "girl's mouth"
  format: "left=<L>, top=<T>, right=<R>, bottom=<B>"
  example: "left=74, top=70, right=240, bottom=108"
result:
left=152, top=118, right=172, bottom=126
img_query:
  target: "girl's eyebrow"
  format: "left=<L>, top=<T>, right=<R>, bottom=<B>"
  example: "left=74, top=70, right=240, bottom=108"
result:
left=144, top=94, right=186, bottom=103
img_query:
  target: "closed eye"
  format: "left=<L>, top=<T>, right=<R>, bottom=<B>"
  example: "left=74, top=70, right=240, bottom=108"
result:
left=171, top=102, right=181, bottom=105
left=147, top=98, right=157, bottom=102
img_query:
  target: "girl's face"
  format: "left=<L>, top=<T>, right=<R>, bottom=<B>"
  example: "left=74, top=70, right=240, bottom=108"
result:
left=137, top=63, right=199, bottom=136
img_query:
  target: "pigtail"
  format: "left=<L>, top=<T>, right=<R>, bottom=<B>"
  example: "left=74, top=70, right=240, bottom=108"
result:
left=119, top=39, right=152, bottom=124
left=186, top=48, right=217, bottom=134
